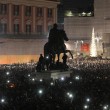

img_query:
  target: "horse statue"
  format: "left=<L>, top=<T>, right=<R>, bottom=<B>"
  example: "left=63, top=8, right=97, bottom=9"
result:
left=44, top=29, right=73, bottom=63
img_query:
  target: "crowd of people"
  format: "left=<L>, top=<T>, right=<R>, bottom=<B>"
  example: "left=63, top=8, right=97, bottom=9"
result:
left=0, top=58, right=110, bottom=110
left=0, top=23, right=109, bottom=110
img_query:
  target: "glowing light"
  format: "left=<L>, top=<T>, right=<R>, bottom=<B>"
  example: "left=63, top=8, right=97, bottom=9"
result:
left=32, top=78, right=35, bottom=81
left=75, top=76, right=80, bottom=80
left=46, top=56, right=49, bottom=59
left=103, top=105, right=108, bottom=110
left=67, top=92, right=73, bottom=98
left=69, top=94, right=73, bottom=98
left=82, top=12, right=86, bottom=16
left=61, top=77, right=64, bottom=81
left=50, top=82, right=54, bottom=86
left=65, top=11, right=73, bottom=17
left=90, top=28, right=97, bottom=57
left=86, top=98, right=90, bottom=102
left=84, top=105, right=88, bottom=109
left=7, top=80, right=10, bottom=83
left=28, top=74, right=30, bottom=77
left=87, top=12, right=92, bottom=16
left=38, top=89, right=43, bottom=94
left=67, top=92, right=70, bottom=95
left=6, top=72, right=10, bottom=75
left=1, top=98, right=5, bottom=103
left=40, top=79, right=43, bottom=82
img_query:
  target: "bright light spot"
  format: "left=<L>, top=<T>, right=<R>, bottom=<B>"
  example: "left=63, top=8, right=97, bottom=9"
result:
left=84, top=105, right=88, bottom=109
left=75, top=76, right=80, bottom=80
left=82, top=12, right=86, bottom=16
left=32, top=78, right=35, bottom=81
left=103, top=105, right=108, bottom=110
left=1, top=98, right=5, bottom=103
left=69, top=94, right=73, bottom=98
left=61, top=77, right=64, bottom=81
left=7, top=80, right=10, bottom=83
left=87, top=12, right=92, bottom=16
left=46, top=56, right=49, bottom=59
left=67, top=92, right=70, bottom=95
left=86, top=98, right=90, bottom=102
left=50, top=82, right=54, bottom=86
left=90, top=28, right=97, bottom=57
left=38, top=89, right=43, bottom=94
left=67, top=92, right=73, bottom=98
left=65, top=10, right=73, bottom=17
left=28, top=74, right=30, bottom=77
left=40, top=79, right=43, bottom=82
left=6, top=72, right=10, bottom=75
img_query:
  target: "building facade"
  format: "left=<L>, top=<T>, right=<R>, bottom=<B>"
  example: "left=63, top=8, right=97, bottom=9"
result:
left=0, top=0, right=60, bottom=64
left=64, top=0, right=110, bottom=58
left=0, top=0, right=59, bottom=37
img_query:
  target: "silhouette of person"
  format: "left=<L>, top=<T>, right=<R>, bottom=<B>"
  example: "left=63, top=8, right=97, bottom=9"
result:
left=48, top=23, right=59, bottom=49
left=62, top=53, right=67, bottom=65
left=62, top=53, right=68, bottom=70
left=38, top=54, right=45, bottom=71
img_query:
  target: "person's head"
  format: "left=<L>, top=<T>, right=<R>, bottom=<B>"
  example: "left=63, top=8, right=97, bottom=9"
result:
left=53, top=23, right=58, bottom=28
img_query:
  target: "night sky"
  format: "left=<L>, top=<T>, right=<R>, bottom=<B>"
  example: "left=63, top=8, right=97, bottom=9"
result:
left=61, top=0, right=94, bottom=12
left=66, top=0, right=93, bottom=8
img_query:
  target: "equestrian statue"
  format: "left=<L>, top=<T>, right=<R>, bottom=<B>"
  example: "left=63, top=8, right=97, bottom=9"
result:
left=44, top=23, right=73, bottom=64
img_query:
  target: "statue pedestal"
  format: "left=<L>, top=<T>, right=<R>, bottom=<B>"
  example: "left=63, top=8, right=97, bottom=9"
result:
left=34, top=69, right=72, bottom=80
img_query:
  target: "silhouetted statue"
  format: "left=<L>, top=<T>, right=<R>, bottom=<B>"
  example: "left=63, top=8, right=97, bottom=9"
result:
left=48, top=23, right=59, bottom=50
left=44, top=23, right=73, bottom=64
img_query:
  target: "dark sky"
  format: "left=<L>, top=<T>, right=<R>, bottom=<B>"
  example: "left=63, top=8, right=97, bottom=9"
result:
left=61, top=0, right=94, bottom=11
left=68, top=0, right=93, bottom=7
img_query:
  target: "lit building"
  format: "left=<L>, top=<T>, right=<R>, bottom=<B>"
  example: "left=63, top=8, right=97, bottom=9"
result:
left=0, top=0, right=60, bottom=64
left=64, top=0, right=110, bottom=58
left=0, top=0, right=59, bottom=37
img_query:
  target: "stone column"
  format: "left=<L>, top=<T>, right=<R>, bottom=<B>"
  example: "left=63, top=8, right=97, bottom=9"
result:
left=43, top=7, right=47, bottom=35
left=32, top=6, right=36, bottom=34
left=21, top=5, right=25, bottom=33
left=8, top=3, right=12, bottom=33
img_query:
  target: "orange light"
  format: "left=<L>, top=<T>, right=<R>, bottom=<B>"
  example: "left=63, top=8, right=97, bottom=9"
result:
left=0, top=55, right=39, bottom=64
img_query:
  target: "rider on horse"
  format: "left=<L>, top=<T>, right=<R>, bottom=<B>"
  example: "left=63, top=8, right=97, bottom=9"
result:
left=48, top=23, right=59, bottom=50
left=48, top=23, right=69, bottom=51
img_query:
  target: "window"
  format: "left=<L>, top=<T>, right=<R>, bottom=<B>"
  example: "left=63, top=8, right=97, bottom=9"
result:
left=25, top=6, right=31, bottom=16
left=13, top=5, right=19, bottom=16
left=47, top=8, right=53, bottom=17
left=14, top=24, right=19, bottom=33
left=26, top=24, right=31, bottom=33
left=36, top=25, right=43, bottom=34
left=0, top=23, right=7, bottom=33
left=36, top=7, right=43, bottom=17
left=0, top=4, right=7, bottom=15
